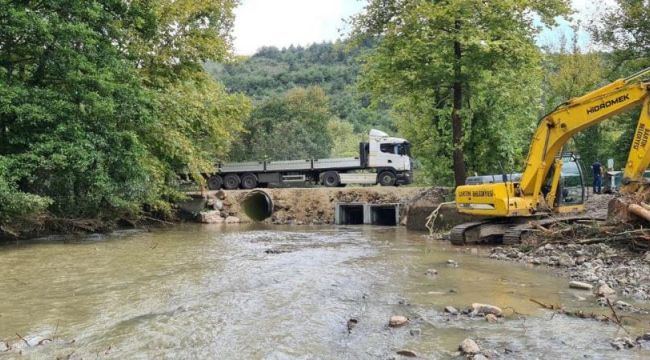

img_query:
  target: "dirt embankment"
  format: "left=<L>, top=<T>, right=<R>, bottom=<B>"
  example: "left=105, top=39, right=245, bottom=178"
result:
left=189, top=187, right=440, bottom=225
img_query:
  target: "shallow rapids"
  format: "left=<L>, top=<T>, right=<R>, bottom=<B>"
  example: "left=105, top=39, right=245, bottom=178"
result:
left=1, top=225, right=648, bottom=359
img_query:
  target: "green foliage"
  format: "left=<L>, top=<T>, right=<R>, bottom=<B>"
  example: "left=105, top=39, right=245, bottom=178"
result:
left=327, top=119, right=363, bottom=157
left=589, top=0, right=650, bottom=172
left=231, top=86, right=333, bottom=161
left=350, top=0, right=570, bottom=185
left=541, top=32, right=614, bottom=172
left=0, top=0, right=248, bottom=222
left=592, top=0, right=650, bottom=68
left=206, top=42, right=395, bottom=134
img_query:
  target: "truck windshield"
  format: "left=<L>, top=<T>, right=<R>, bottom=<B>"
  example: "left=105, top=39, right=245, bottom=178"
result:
left=398, top=142, right=411, bottom=156
left=380, top=142, right=411, bottom=156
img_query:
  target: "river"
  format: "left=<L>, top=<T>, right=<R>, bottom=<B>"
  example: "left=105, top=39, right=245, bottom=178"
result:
left=1, top=225, right=648, bottom=359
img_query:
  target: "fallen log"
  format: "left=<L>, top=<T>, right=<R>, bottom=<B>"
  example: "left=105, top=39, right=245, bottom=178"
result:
left=628, top=203, right=650, bottom=223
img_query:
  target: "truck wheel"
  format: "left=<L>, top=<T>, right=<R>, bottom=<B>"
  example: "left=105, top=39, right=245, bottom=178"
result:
left=240, top=173, right=258, bottom=189
left=223, top=174, right=241, bottom=190
left=378, top=171, right=397, bottom=186
left=321, top=171, right=340, bottom=187
left=207, top=175, right=223, bottom=190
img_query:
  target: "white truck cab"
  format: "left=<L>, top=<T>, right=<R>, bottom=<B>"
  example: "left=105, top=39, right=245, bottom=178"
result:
left=367, top=129, right=412, bottom=173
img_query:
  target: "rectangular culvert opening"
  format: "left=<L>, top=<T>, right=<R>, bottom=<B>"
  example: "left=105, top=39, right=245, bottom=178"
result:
left=337, top=204, right=365, bottom=225
left=371, top=205, right=398, bottom=226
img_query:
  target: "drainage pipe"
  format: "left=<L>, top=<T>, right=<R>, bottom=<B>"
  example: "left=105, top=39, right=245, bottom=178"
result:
left=240, top=190, right=274, bottom=221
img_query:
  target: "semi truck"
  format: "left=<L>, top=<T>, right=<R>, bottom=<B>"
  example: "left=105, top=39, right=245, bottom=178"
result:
left=204, top=129, right=413, bottom=190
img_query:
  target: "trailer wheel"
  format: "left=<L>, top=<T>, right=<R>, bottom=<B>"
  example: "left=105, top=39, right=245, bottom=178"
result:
left=378, top=171, right=397, bottom=186
left=223, top=174, right=241, bottom=190
left=240, top=173, right=258, bottom=189
left=207, top=175, right=223, bottom=190
left=321, top=171, right=340, bottom=187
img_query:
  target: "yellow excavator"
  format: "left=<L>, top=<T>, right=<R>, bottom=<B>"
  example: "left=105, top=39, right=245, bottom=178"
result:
left=451, top=67, right=650, bottom=245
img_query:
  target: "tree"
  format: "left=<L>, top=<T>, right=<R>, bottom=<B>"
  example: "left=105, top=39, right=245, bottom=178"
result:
left=206, top=41, right=396, bottom=136
left=0, top=1, right=249, bottom=223
left=591, top=0, right=650, bottom=171
left=327, top=119, right=362, bottom=157
left=542, top=30, right=608, bottom=169
left=349, top=0, right=570, bottom=185
left=593, top=0, right=650, bottom=68
left=231, top=86, right=334, bottom=161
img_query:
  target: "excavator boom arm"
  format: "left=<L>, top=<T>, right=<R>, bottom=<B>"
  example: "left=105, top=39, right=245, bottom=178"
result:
left=518, top=80, right=650, bottom=197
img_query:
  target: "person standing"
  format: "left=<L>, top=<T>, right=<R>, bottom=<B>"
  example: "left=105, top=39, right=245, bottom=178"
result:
left=592, top=160, right=603, bottom=194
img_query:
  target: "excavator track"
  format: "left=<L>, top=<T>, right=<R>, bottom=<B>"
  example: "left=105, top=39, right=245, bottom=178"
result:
left=449, top=221, right=490, bottom=245
left=450, top=220, right=508, bottom=245
left=451, top=215, right=604, bottom=246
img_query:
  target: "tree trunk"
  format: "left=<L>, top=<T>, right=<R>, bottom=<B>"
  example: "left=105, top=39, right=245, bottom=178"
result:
left=452, top=20, right=466, bottom=186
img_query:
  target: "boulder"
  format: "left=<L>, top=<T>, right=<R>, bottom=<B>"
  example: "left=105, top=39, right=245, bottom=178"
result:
left=225, top=216, right=240, bottom=224
left=459, top=338, right=480, bottom=355
left=611, top=337, right=636, bottom=350
left=425, top=268, right=438, bottom=276
left=199, top=210, right=224, bottom=224
left=471, top=303, right=503, bottom=317
left=596, top=284, right=616, bottom=297
left=396, top=349, right=417, bottom=357
left=569, top=281, right=593, bottom=290
left=558, top=254, right=575, bottom=267
left=389, top=315, right=408, bottom=327
left=444, top=306, right=459, bottom=315
left=485, top=314, right=498, bottom=323
left=447, top=259, right=458, bottom=267
left=214, top=190, right=226, bottom=200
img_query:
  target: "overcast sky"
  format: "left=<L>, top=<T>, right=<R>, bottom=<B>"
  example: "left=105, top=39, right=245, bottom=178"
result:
left=233, top=0, right=616, bottom=55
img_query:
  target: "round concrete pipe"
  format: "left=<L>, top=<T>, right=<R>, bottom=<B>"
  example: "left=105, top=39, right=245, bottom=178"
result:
left=241, top=190, right=274, bottom=222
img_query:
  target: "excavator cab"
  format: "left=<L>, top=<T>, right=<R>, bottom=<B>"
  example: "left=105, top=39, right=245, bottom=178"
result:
left=542, top=153, right=585, bottom=210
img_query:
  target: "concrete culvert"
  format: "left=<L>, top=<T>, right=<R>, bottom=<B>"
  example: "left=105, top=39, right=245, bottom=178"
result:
left=241, top=190, right=274, bottom=222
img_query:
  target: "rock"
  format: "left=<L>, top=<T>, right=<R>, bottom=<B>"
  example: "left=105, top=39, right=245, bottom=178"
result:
left=471, top=303, right=503, bottom=317
left=214, top=190, right=226, bottom=200
left=225, top=216, right=240, bottom=224
left=199, top=210, right=224, bottom=224
left=389, top=315, right=408, bottom=327
left=611, top=337, right=636, bottom=350
left=396, top=349, right=417, bottom=357
left=444, top=306, right=459, bottom=315
left=596, top=284, right=616, bottom=297
left=347, top=318, right=358, bottom=332
left=615, top=300, right=631, bottom=308
left=569, top=281, right=593, bottom=290
left=637, top=332, right=650, bottom=342
left=425, top=268, right=438, bottom=276
left=558, top=254, right=575, bottom=267
left=473, top=354, right=489, bottom=360
left=643, top=251, right=650, bottom=263
left=575, top=256, right=587, bottom=265
left=447, top=259, right=458, bottom=267
left=459, top=338, right=480, bottom=355
left=573, top=294, right=586, bottom=301
left=0, top=342, right=9, bottom=352
left=409, top=328, right=421, bottom=336
left=485, top=314, right=498, bottom=323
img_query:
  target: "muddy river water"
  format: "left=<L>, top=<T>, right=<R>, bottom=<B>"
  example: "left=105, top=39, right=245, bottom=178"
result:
left=1, top=225, right=649, bottom=359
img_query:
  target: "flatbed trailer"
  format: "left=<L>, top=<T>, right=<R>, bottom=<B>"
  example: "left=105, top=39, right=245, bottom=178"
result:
left=203, top=130, right=413, bottom=190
